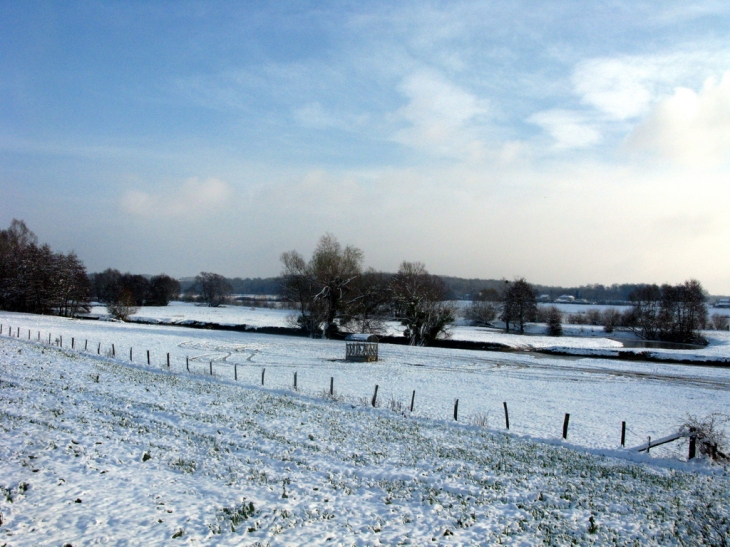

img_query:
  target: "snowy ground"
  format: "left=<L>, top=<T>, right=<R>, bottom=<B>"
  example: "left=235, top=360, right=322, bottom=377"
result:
left=89, top=301, right=730, bottom=362
left=89, top=302, right=293, bottom=329
left=1, top=313, right=729, bottom=545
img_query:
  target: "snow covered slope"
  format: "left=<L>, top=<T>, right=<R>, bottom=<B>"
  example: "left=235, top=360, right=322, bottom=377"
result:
left=1, top=313, right=729, bottom=545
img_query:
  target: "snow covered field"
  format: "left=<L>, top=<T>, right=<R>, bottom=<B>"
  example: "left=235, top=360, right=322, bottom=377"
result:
left=1, top=309, right=730, bottom=545
left=88, top=301, right=730, bottom=362
left=90, top=301, right=293, bottom=329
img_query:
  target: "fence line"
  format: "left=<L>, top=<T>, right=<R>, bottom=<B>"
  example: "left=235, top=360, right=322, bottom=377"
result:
left=0, top=321, right=699, bottom=459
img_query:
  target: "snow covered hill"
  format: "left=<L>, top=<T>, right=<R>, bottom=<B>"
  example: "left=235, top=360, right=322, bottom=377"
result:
left=1, top=315, right=729, bottom=545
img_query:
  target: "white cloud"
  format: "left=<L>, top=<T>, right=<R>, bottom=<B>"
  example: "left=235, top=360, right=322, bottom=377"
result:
left=626, top=72, right=730, bottom=166
left=572, top=49, right=730, bottom=121
left=528, top=109, right=602, bottom=150
left=120, top=177, right=233, bottom=218
left=391, top=69, right=490, bottom=160
left=572, top=58, right=655, bottom=120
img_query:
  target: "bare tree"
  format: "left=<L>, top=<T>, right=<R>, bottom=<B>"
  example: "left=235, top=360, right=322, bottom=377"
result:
left=464, top=300, right=499, bottom=326
left=279, top=250, right=324, bottom=336
left=658, top=279, right=707, bottom=344
left=148, top=274, right=181, bottom=306
left=90, top=268, right=121, bottom=303
left=347, top=269, right=391, bottom=335
left=279, top=234, right=363, bottom=338
left=118, top=273, right=151, bottom=306
left=390, top=261, right=455, bottom=346
left=55, top=252, right=91, bottom=317
left=195, top=272, right=232, bottom=307
left=309, top=234, right=363, bottom=338
left=628, top=280, right=707, bottom=344
left=627, top=284, right=662, bottom=340
left=501, top=278, right=537, bottom=334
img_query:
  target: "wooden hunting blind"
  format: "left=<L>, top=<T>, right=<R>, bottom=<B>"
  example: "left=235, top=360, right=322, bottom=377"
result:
left=345, top=333, right=379, bottom=362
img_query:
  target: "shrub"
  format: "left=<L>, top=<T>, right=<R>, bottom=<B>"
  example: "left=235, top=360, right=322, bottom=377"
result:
left=601, top=308, right=622, bottom=333
left=545, top=306, right=562, bottom=336
left=464, top=300, right=499, bottom=326
left=682, top=413, right=729, bottom=463
left=106, top=289, right=138, bottom=321
left=711, top=313, right=729, bottom=331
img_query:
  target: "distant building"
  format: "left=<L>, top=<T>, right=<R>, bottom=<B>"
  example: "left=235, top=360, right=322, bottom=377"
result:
left=714, top=298, right=730, bottom=308
left=537, top=294, right=551, bottom=302
left=555, top=295, right=575, bottom=303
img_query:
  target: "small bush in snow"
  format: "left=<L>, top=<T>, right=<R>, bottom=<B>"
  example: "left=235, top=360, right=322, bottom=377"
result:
left=601, top=308, right=623, bottom=333
left=545, top=306, right=562, bottom=336
left=471, top=412, right=489, bottom=428
left=711, top=313, right=730, bottom=331
left=106, top=290, right=138, bottom=321
left=387, top=396, right=406, bottom=414
left=682, top=413, right=729, bottom=463
left=211, top=499, right=256, bottom=534
left=169, top=457, right=198, bottom=474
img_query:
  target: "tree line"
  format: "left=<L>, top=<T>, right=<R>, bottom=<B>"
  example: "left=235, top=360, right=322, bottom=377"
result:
left=0, top=220, right=90, bottom=316
left=278, top=235, right=557, bottom=345
left=89, top=269, right=181, bottom=320
left=279, top=235, right=714, bottom=346
left=0, top=220, right=717, bottom=345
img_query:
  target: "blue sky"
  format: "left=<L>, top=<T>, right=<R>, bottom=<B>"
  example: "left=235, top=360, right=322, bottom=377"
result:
left=2, top=1, right=730, bottom=292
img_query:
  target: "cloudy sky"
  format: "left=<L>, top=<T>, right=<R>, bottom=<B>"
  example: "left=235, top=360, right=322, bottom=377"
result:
left=1, top=1, right=730, bottom=292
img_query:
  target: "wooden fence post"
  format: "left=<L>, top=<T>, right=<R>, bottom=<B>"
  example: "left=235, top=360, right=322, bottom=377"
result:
left=147, top=350, right=150, bottom=365
left=85, top=339, right=88, bottom=351
left=210, top=361, right=213, bottom=375
left=72, top=337, right=75, bottom=349
left=688, top=432, right=697, bottom=460
left=261, top=368, right=266, bottom=386
left=97, top=342, right=101, bottom=354
left=130, top=348, right=133, bottom=361
left=647, top=436, right=651, bottom=454
left=503, top=402, right=510, bottom=430
left=234, top=364, right=238, bottom=381
left=112, top=343, right=115, bottom=357
left=28, top=329, right=31, bottom=340
left=38, top=332, right=41, bottom=342
left=60, top=335, right=62, bottom=347
left=453, top=399, right=459, bottom=421
left=167, top=353, right=170, bottom=369
left=562, top=413, right=570, bottom=440
left=49, top=333, right=52, bottom=344
left=330, top=377, right=334, bottom=396
left=186, top=356, right=189, bottom=372
left=410, top=390, right=415, bottom=412
left=294, top=371, right=297, bottom=390
left=621, top=421, right=626, bottom=447
left=371, top=384, right=379, bottom=407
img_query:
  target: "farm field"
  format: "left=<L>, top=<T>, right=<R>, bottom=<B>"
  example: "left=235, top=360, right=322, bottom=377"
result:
left=1, top=309, right=730, bottom=545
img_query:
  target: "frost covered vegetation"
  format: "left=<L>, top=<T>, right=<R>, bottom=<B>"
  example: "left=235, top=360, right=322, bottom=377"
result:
left=1, top=326, right=730, bottom=545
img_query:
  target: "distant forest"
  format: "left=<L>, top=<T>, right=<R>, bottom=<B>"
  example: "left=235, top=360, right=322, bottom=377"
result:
left=179, top=275, right=661, bottom=304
